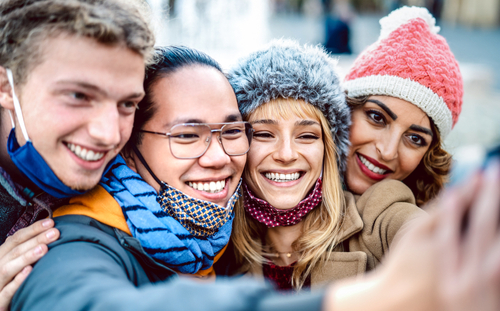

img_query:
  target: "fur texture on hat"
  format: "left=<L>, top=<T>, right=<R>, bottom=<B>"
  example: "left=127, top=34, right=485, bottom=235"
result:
left=344, top=6, right=463, bottom=139
left=228, top=39, right=351, bottom=175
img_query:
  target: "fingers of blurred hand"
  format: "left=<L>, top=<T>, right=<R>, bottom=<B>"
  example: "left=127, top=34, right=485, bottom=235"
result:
left=467, top=160, right=500, bottom=257
left=484, top=234, right=500, bottom=285
left=0, top=219, right=55, bottom=258
left=435, top=173, right=482, bottom=272
left=436, top=163, right=500, bottom=311
left=0, top=266, right=31, bottom=311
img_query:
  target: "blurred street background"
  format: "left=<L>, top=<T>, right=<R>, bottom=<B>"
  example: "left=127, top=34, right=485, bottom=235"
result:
left=147, top=0, right=500, bottom=157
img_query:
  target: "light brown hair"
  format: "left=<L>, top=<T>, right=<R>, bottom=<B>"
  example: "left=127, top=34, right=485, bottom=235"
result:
left=232, top=98, right=346, bottom=290
left=346, top=96, right=452, bottom=206
left=0, top=0, right=155, bottom=85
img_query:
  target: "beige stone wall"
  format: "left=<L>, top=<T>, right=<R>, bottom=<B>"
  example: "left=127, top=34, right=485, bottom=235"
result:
left=443, top=0, right=500, bottom=27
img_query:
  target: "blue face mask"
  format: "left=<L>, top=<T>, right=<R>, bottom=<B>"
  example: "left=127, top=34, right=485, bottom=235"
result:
left=5, top=69, right=86, bottom=198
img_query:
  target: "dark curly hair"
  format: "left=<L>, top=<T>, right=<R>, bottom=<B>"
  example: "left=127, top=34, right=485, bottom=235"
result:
left=346, top=96, right=452, bottom=206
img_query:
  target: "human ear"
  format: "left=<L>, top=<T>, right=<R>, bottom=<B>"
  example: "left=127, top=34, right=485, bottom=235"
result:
left=0, top=67, right=15, bottom=111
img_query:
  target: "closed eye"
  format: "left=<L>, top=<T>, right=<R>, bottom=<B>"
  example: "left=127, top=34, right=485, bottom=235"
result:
left=298, top=134, right=320, bottom=140
left=253, top=131, right=274, bottom=139
left=172, top=133, right=200, bottom=139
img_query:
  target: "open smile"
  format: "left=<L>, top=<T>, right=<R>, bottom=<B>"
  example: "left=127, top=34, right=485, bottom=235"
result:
left=356, top=153, right=393, bottom=180
left=65, top=143, right=106, bottom=162
left=263, top=171, right=303, bottom=183
left=187, top=178, right=227, bottom=194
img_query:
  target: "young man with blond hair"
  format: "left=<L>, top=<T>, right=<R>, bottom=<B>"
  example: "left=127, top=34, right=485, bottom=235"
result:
left=0, top=0, right=154, bottom=308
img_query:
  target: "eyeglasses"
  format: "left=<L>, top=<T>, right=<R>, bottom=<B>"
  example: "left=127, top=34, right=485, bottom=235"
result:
left=139, top=121, right=254, bottom=159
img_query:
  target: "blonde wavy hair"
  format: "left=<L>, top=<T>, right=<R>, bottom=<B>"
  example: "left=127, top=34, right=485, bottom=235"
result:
left=232, top=98, right=346, bottom=290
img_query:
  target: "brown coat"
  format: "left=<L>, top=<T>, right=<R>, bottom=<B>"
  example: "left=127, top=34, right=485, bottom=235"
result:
left=248, top=179, right=426, bottom=289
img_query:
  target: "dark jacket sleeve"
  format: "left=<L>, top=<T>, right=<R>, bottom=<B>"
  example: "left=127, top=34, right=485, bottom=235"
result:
left=11, top=220, right=324, bottom=311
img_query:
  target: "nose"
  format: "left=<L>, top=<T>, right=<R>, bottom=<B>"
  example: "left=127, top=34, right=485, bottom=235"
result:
left=376, top=131, right=399, bottom=161
left=87, top=103, right=121, bottom=147
left=272, top=136, right=298, bottom=164
left=198, top=133, right=231, bottom=169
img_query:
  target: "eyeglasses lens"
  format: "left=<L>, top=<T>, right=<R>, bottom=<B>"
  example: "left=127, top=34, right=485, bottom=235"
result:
left=169, top=123, right=252, bottom=159
left=219, top=123, right=251, bottom=156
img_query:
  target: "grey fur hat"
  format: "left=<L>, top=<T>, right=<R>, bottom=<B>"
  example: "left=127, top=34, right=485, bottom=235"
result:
left=228, top=39, right=351, bottom=175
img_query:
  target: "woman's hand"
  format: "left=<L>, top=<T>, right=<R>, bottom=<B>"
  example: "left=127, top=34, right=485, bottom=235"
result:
left=0, top=220, right=59, bottom=311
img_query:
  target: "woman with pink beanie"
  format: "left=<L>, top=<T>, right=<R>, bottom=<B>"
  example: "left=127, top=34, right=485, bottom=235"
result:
left=344, top=6, right=463, bottom=206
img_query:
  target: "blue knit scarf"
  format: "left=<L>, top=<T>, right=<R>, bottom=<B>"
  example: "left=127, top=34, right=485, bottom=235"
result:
left=99, top=156, right=233, bottom=274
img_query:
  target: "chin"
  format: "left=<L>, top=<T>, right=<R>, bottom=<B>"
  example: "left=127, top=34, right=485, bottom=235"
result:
left=60, top=173, right=102, bottom=192
left=264, top=195, right=301, bottom=210
left=347, top=181, right=371, bottom=195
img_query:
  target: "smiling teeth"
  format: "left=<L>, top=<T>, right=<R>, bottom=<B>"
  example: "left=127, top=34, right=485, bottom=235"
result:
left=265, top=172, right=300, bottom=182
left=67, top=143, right=105, bottom=161
left=359, top=155, right=387, bottom=175
left=188, top=180, right=225, bottom=193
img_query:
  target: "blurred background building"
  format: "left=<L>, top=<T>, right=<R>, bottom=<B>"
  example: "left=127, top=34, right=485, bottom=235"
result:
left=147, top=0, right=500, bottom=156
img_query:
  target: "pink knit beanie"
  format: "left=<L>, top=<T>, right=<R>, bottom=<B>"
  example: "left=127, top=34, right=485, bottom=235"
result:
left=344, top=6, right=463, bottom=138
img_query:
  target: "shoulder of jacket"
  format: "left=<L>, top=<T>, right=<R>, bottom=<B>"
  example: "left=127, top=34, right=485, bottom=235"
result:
left=356, top=179, right=416, bottom=211
left=52, top=215, right=123, bottom=249
left=354, top=179, right=423, bottom=230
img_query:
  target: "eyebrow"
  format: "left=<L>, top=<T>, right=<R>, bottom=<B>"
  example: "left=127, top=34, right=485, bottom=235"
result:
left=167, top=113, right=243, bottom=128
left=295, top=120, right=320, bottom=126
left=56, top=80, right=144, bottom=99
left=366, top=99, right=398, bottom=121
left=250, top=119, right=278, bottom=125
left=224, top=113, right=243, bottom=122
left=410, top=124, right=433, bottom=137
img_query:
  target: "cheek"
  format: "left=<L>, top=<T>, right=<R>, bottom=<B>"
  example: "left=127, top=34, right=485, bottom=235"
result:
left=244, top=155, right=260, bottom=186
left=306, top=143, right=324, bottom=175
left=119, top=115, right=135, bottom=146
left=243, top=148, right=266, bottom=193
left=398, top=150, right=426, bottom=179
left=232, top=155, right=247, bottom=179
left=245, top=143, right=266, bottom=175
left=138, top=137, right=185, bottom=185
left=349, top=117, right=373, bottom=150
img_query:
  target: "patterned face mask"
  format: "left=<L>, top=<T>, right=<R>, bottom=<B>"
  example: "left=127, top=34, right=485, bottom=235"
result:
left=243, top=178, right=323, bottom=227
left=157, top=180, right=241, bottom=237
left=133, top=145, right=241, bottom=237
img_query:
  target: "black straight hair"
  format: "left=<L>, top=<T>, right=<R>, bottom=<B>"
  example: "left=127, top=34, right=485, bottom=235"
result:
left=126, top=45, right=223, bottom=149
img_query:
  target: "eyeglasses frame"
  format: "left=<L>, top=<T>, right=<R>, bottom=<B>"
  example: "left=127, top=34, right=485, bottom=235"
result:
left=138, top=121, right=254, bottom=159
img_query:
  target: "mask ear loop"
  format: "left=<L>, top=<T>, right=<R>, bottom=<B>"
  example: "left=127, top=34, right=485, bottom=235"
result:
left=5, top=69, right=30, bottom=142
left=225, top=178, right=242, bottom=217
left=132, top=145, right=163, bottom=187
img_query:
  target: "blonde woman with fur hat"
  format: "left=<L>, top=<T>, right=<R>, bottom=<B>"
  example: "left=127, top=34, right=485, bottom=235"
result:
left=343, top=6, right=463, bottom=206
left=226, top=39, right=425, bottom=291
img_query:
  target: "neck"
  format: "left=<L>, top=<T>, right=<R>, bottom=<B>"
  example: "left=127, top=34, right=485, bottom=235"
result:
left=265, top=221, right=303, bottom=266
